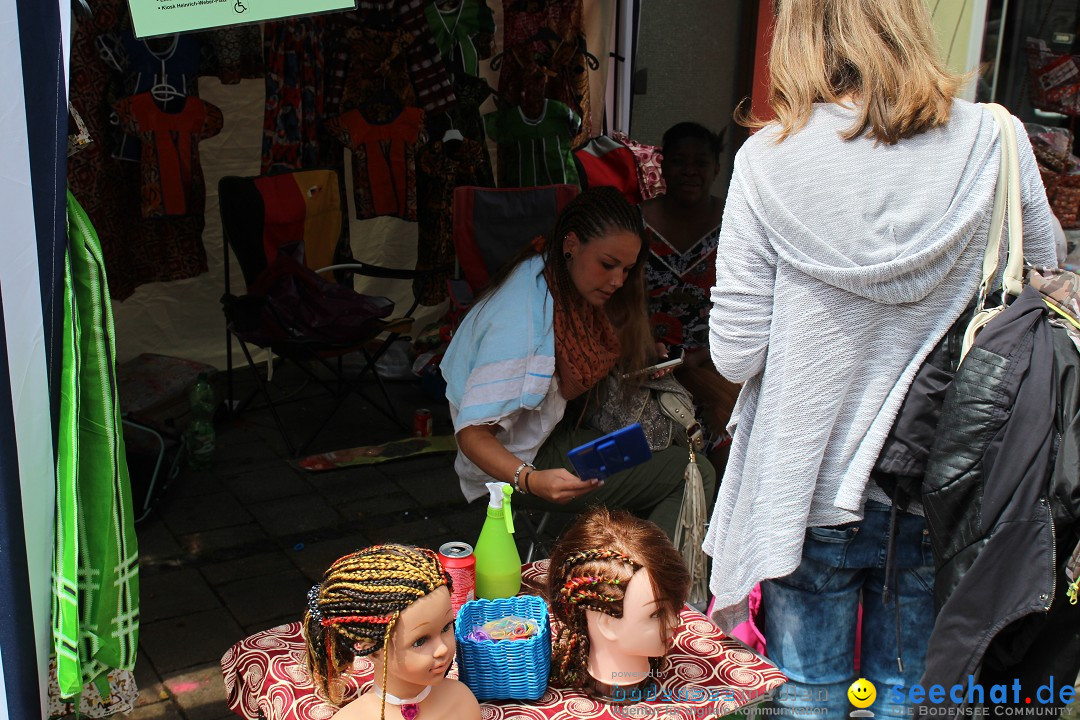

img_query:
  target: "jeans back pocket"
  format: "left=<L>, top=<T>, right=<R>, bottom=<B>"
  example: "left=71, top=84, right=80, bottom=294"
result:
left=776, top=526, right=858, bottom=593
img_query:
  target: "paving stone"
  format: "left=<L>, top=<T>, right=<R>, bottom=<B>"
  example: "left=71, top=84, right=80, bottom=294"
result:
left=364, top=516, right=451, bottom=546
left=210, top=439, right=285, bottom=478
left=136, top=512, right=183, bottom=563
left=397, top=467, right=466, bottom=508
left=216, top=567, right=312, bottom=627
left=200, top=549, right=295, bottom=586
left=133, top=651, right=168, bottom=708
left=163, top=468, right=221, bottom=499
left=287, top=532, right=371, bottom=581
left=306, top=466, right=397, bottom=504
left=247, top=494, right=343, bottom=537
left=176, top=522, right=270, bottom=558
left=161, top=662, right=232, bottom=720
left=438, top=509, right=486, bottom=546
left=122, top=699, right=185, bottom=719
left=140, top=608, right=244, bottom=675
left=242, top=614, right=299, bottom=636
left=378, top=454, right=456, bottom=478
left=140, top=567, right=220, bottom=624
left=159, top=491, right=252, bottom=536
left=340, top=490, right=420, bottom=520
left=220, top=463, right=313, bottom=505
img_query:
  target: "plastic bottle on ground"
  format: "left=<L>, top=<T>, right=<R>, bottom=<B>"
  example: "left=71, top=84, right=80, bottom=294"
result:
left=184, top=372, right=216, bottom=470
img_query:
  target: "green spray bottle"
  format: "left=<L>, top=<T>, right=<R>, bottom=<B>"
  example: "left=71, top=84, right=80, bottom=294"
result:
left=473, top=482, right=522, bottom=599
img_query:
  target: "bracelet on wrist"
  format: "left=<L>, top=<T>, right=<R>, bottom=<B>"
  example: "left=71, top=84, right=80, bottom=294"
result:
left=523, top=468, right=534, bottom=495
left=512, top=461, right=535, bottom=494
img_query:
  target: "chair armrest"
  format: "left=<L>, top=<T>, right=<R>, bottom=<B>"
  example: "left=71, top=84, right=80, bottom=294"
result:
left=316, top=263, right=447, bottom=280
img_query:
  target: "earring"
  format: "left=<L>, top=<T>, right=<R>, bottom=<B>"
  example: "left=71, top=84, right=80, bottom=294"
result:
left=564, top=251, right=572, bottom=260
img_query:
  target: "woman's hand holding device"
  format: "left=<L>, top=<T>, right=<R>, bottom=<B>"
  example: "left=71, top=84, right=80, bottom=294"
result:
left=623, top=345, right=685, bottom=379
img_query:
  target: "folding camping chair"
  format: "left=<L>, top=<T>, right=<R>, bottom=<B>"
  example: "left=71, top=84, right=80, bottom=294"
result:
left=219, top=168, right=430, bottom=456
left=449, top=184, right=580, bottom=558
left=447, top=184, right=580, bottom=323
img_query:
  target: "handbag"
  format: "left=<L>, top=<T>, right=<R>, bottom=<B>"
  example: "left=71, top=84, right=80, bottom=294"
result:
left=587, top=373, right=705, bottom=453
left=587, top=372, right=709, bottom=604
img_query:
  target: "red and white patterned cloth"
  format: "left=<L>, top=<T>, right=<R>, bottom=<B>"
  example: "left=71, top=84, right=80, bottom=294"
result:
left=221, top=562, right=786, bottom=720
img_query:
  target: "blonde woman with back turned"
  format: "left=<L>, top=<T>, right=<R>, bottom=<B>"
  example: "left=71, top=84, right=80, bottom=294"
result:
left=704, top=1, right=1056, bottom=717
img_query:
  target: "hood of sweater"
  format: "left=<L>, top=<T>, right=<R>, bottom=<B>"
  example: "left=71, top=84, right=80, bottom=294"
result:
left=737, top=100, right=1001, bottom=305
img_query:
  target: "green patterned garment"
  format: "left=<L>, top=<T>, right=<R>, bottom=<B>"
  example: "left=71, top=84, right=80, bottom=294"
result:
left=53, top=190, right=140, bottom=698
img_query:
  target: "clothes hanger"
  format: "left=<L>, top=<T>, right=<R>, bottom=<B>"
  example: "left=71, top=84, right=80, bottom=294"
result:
left=442, top=118, right=464, bottom=143
left=147, top=35, right=186, bottom=104
left=150, top=70, right=185, bottom=103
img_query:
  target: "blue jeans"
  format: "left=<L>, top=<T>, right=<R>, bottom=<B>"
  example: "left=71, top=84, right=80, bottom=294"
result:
left=760, top=502, right=936, bottom=720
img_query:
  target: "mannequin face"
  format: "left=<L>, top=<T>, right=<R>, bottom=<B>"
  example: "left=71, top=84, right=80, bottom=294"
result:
left=563, top=229, right=641, bottom=307
left=376, top=586, right=456, bottom=694
left=596, top=569, right=674, bottom=659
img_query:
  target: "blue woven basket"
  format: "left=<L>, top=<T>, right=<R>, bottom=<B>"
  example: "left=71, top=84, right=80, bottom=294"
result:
left=455, top=595, right=551, bottom=701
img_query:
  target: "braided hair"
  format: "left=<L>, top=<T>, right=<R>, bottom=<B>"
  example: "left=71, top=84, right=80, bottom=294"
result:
left=546, top=507, right=689, bottom=688
left=480, top=186, right=654, bottom=377
left=302, top=544, right=452, bottom=717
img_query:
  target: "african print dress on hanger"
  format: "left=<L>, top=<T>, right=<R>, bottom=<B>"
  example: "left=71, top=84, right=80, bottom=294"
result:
left=497, top=0, right=591, bottom=147
left=416, top=138, right=492, bottom=304
left=326, top=107, right=426, bottom=220
left=424, top=0, right=495, bottom=79
left=114, top=93, right=223, bottom=217
left=484, top=99, right=581, bottom=187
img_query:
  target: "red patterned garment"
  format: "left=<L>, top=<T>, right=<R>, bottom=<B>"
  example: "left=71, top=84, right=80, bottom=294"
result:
left=357, top=0, right=456, bottom=113
left=68, top=0, right=209, bottom=299
left=340, top=24, right=416, bottom=110
left=326, top=108, right=425, bottom=220
left=498, top=0, right=591, bottom=147
left=220, top=561, right=787, bottom=720
left=613, top=131, right=666, bottom=201
left=114, top=93, right=223, bottom=218
left=261, top=18, right=332, bottom=174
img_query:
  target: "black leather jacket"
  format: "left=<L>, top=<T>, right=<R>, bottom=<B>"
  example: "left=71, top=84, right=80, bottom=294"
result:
left=919, top=287, right=1080, bottom=693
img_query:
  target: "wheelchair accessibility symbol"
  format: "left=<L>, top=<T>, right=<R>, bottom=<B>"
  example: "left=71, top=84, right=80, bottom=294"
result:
left=234, top=0, right=246, bottom=12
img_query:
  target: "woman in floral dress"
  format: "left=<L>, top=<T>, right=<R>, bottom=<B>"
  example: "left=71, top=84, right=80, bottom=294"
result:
left=642, top=122, right=739, bottom=472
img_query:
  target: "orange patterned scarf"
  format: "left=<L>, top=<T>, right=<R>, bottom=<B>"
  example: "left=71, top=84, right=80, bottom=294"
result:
left=547, top=268, right=620, bottom=400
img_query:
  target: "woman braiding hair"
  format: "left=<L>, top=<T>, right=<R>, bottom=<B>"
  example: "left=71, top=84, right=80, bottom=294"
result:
left=443, top=187, right=716, bottom=540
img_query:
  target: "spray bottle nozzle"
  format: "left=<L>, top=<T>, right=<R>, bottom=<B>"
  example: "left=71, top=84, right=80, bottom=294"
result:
left=484, top=482, right=515, bottom=535
left=502, top=483, right=515, bottom=535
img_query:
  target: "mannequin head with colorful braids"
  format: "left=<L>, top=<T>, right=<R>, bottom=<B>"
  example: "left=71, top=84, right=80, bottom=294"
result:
left=302, top=544, right=481, bottom=720
left=546, top=507, right=689, bottom=692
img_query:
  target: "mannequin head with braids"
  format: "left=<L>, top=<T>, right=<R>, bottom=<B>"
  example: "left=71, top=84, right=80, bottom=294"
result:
left=480, top=186, right=655, bottom=378
left=302, top=544, right=481, bottom=720
left=546, top=507, right=689, bottom=691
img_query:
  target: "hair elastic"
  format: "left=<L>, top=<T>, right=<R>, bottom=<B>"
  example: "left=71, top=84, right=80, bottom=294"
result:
left=307, top=584, right=322, bottom=622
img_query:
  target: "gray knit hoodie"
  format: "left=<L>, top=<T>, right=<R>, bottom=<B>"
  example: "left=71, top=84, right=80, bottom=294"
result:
left=704, top=100, right=1058, bottom=631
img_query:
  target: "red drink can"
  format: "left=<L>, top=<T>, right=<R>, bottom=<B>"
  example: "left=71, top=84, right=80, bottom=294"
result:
left=413, top=408, right=433, bottom=437
left=438, top=541, right=476, bottom=614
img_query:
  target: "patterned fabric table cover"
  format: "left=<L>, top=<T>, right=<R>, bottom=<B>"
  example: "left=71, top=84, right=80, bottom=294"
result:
left=221, top=561, right=786, bottom=719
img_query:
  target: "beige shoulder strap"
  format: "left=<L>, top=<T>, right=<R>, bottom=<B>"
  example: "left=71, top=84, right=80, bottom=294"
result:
left=961, top=103, right=1024, bottom=360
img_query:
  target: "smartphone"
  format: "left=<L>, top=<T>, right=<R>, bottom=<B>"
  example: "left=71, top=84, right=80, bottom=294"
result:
left=567, top=423, right=652, bottom=481
left=621, top=346, right=684, bottom=379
